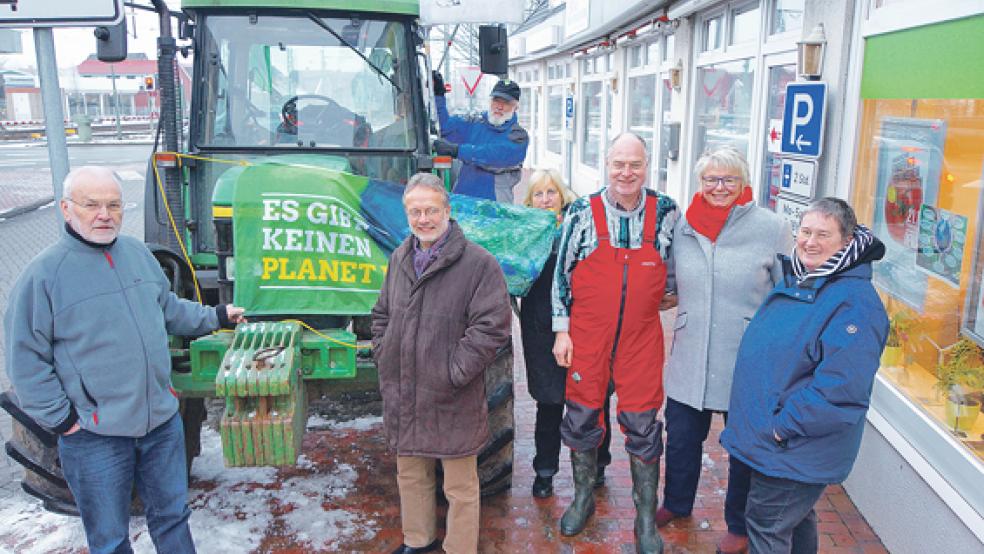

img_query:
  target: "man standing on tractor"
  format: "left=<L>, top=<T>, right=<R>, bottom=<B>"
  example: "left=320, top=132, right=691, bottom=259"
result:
left=551, top=134, right=680, bottom=553
left=432, top=71, right=529, bottom=202
left=4, top=166, right=245, bottom=554
left=371, top=173, right=511, bottom=554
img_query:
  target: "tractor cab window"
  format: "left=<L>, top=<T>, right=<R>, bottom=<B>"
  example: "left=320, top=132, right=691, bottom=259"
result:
left=199, top=14, right=415, bottom=154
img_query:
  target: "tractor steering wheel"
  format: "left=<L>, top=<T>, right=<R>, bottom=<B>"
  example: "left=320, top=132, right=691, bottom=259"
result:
left=280, top=94, right=338, bottom=131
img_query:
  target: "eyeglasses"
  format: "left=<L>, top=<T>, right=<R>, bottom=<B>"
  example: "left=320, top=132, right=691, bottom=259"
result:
left=406, top=207, right=444, bottom=219
left=67, top=198, right=124, bottom=214
left=700, top=175, right=742, bottom=189
left=610, top=161, right=645, bottom=172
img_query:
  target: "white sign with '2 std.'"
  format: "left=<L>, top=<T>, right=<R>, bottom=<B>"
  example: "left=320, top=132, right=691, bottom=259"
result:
left=780, top=158, right=817, bottom=198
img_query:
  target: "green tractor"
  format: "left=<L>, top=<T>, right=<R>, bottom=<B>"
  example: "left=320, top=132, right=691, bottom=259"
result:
left=1, top=0, right=519, bottom=515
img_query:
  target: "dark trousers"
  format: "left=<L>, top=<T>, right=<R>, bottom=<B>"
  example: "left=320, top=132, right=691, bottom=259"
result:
left=745, top=470, right=826, bottom=554
left=533, top=395, right=612, bottom=477
left=663, top=397, right=750, bottom=535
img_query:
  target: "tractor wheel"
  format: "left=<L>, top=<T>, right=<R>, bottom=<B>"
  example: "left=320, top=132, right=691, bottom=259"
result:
left=179, top=398, right=207, bottom=478
left=5, top=415, right=78, bottom=516
left=1, top=391, right=203, bottom=516
left=478, top=340, right=515, bottom=497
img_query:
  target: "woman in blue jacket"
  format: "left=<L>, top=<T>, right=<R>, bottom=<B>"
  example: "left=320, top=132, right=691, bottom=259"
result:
left=721, top=197, right=888, bottom=554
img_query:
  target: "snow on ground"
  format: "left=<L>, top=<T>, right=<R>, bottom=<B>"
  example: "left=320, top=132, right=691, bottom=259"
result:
left=306, top=414, right=383, bottom=431
left=0, top=422, right=379, bottom=554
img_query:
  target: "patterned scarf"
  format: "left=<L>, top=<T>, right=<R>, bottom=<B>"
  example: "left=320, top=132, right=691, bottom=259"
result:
left=792, top=224, right=876, bottom=284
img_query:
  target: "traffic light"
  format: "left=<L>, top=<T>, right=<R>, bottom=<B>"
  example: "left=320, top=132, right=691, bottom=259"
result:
left=144, top=76, right=155, bottom=91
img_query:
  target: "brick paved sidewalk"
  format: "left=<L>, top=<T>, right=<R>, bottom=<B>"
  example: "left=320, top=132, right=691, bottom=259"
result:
left=316, top=370, right=888, bottom=553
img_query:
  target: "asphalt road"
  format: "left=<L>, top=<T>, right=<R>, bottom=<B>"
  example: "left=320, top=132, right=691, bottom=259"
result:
left=0, top=142, right=152, bottom=172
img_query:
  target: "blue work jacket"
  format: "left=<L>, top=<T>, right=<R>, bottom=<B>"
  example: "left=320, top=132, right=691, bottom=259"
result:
left=720, top=257, right=888, bottom=484
left=436, top=96, right=529, bottom=201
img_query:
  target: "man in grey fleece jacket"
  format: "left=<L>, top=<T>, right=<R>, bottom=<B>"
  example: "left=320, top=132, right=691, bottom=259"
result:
left=4, top=166, right=245, bottom=554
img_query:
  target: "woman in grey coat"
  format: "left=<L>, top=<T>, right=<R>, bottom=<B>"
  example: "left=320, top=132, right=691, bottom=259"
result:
left=657, top=147, right=793, bottom=554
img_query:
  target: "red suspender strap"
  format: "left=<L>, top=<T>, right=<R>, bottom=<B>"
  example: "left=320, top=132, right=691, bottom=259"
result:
left=642, top=194, right=658, bottom=245
left=589, top=194, right=609, bottom=242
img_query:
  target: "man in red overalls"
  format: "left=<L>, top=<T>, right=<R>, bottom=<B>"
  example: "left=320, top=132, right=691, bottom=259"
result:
left=551, top=133, right=679, bottom=553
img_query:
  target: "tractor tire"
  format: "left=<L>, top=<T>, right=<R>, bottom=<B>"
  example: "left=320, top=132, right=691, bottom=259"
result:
left=179, top=398, right=207, bottom=478
left=6, top=415, right=78, bottom=516
left=478, top=340, right=515, bottom=497
left=1, top=391, right=202, bottom=516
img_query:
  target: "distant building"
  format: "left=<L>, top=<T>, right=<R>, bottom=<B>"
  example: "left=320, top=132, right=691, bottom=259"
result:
left=68, top=54, right=192, bottom=118
left=0, top=69, right=39, bottom=121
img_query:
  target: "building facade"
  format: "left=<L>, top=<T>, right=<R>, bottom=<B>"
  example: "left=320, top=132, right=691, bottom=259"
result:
left=509, top=1, right=984, bottom=551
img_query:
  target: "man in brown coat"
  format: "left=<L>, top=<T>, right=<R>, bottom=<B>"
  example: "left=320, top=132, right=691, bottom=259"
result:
left=371, top=173, right=511, bottom=554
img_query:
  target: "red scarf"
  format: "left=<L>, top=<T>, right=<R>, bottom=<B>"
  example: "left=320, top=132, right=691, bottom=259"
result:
left=685, top=186, right=754, bottom=242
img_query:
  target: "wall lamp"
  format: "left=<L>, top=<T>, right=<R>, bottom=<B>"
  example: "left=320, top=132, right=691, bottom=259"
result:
left=669, top=59, right=683, bottom=91
left=797, top=23, right=827, bottom=80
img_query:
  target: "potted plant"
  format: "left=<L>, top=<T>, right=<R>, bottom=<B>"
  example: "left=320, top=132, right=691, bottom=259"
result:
left=882, top=310, right=913, bottom=367
left=935, top=338, right=984, bottom=434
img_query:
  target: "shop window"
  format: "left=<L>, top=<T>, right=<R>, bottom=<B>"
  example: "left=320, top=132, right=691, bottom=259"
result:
left=518, top=87, right=532, bottom=131
left=547, top=85, right=564, bottom=155
left=628, top=74, right=657, bottom=158
left=770, top=0, right=804, bottom=35
left=693, top=59, right=756, bottom=160
left=851, top=97, right=984, bottom=462
left=580, top=80, right=603, bottom=168
left=759, top=64, right=797, bottom=209
left=656, top=76, right=674, bottom=193
left=647, top=42, right=660, bottom=66
left=702, top=14, right=724, bottom=52
left=730, top=2, right=761, bottom=45
left=629, top=45, right=645, bottom=69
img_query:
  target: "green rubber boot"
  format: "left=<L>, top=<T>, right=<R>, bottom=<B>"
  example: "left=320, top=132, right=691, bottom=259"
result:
left=631, top=455, right=664, bottom=554
left=559, top=448, right=597, bottom=536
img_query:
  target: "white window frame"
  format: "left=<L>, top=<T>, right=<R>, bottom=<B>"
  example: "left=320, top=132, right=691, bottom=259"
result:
left=862, top=0, right=984, bottom=37
left=624, top=37, right=670, bottom=190
left=577, top=50, right=614, bottom=178
left=544, top=58, right=572, bottom=174
left=765, top=0, right=806, bottom=45
left=686, top=0, right=804, bottom=201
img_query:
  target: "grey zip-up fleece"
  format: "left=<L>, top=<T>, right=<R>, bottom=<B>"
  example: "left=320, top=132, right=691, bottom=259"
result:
left=5, top=230, right=223, bottom=437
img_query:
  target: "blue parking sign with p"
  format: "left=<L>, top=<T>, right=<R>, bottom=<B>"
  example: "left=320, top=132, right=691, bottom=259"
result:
left=781, top=82, right=826, bottom=158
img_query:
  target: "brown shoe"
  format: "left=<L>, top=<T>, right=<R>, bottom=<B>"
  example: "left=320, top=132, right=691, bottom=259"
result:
left=654, top=506, right=685, bottom=528
left=716, top=532, right=749, bottom=554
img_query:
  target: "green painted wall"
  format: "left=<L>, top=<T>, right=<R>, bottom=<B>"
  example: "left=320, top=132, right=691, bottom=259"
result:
left=182, top=0, right=419, bottom=16
left=861, top=14, right=984, bottom=99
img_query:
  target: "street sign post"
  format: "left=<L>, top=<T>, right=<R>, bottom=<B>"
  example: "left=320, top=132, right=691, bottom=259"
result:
left=0, top=0, right=123, bottom=28
left=781, top=82, right=826, bottom=158
left=0, top=0, right=125, bottom=230
left=775, top=195, right=811, bottom=233
left=780, top=157, right=817, bottom=198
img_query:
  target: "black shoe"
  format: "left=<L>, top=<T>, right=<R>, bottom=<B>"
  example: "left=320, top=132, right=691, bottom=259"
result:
left=532, top=475, right=553, bottom=498
left=391, top=539, right=441, bottom=554
left=595, top=465, right=606, bottom=488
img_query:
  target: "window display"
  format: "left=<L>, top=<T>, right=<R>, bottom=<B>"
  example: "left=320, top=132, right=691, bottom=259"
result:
left=694, top=59, right=756, bottom=161
left=852, top=98, right=984, bottom=461
left=580, top=80, right=603, bottom=168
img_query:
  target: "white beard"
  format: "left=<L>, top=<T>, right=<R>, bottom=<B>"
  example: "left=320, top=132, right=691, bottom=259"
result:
left=488, top=111, right=513, bottom=126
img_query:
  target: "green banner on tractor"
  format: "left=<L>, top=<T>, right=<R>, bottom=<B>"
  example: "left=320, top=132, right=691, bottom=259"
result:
left=231, top=162, right=557, bottom=316
left=232, top=164, right=390, bottom=315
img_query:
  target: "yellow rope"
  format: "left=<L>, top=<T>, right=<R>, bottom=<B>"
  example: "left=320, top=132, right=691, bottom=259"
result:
left=152, top=159, right=203, bottom=303
left=282, top=319, right=371, bottom=350
left=154, top=152, right=370, bottom=353
left=175, top=153, right=251, bottom=166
